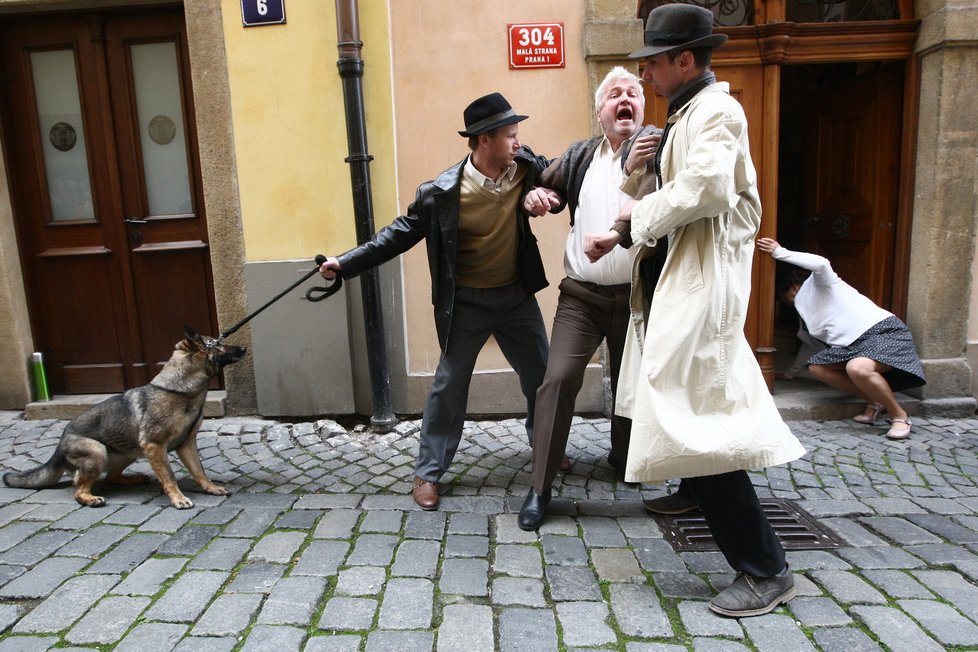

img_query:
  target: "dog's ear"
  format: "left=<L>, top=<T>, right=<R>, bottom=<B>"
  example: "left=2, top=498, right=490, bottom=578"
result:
left=182, top=325, right=202, bottom=344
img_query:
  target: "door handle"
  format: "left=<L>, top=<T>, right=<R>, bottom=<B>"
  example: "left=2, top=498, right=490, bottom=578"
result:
left=123, top=217, right=148, bottom=225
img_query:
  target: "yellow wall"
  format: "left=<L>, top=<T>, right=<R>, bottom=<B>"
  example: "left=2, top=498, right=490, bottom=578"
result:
left=223, top=0, right=596, bottom=378
left=222, top=0, right=398, bottom=261
left=390, top=0, right=591, bottom=373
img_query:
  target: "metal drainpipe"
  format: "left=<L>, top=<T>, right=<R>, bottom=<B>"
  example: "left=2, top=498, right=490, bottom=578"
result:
left=334, top=0, right=397, bottom=433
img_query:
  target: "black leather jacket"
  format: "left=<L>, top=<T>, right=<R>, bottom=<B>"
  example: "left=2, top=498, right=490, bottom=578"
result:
left=337, top=146, right=551, bottom=349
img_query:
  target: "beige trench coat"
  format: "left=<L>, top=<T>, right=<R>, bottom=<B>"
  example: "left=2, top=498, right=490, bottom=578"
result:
left=618, top=82, right=805, bottom=484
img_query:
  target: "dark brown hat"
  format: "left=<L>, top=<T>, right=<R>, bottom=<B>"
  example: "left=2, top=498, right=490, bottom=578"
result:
left=629, top=4, right=728, bottom=59
left=458, top=92, right=528, bottom=137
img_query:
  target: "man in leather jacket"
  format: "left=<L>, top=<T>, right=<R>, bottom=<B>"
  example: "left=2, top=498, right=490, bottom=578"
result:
left=320, top=93, right=552, bottom=510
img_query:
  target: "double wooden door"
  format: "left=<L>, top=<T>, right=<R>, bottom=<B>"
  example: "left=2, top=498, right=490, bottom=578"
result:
left=1, top=9, right=217, bottom=394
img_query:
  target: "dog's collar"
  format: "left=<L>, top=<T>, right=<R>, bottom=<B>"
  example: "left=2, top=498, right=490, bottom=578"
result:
left=149, top=382, right=198, bottom=397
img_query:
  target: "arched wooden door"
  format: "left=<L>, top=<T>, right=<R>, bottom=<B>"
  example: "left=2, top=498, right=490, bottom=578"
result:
left=0, top=9, right=217, bottom=394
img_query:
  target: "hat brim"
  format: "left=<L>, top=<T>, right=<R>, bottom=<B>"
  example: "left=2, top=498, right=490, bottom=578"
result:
left=458, top=113, right=528, bottom=137
left=628, top=33, right=728, bottom=59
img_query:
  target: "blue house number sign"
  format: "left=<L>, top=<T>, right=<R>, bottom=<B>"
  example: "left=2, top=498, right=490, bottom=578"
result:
left=241, top=0, right=286, bottom=27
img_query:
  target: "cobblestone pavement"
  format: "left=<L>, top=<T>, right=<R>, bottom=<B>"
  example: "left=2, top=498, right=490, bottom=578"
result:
left=1, top=410, right=978, bottom=651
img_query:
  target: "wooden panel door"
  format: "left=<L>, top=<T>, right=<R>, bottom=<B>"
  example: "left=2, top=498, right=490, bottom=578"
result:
left=0, top=10, right=217, bottom=394
left=802, top=63, right=903, bottom=308
left=640, top=65, right=767, bottom=349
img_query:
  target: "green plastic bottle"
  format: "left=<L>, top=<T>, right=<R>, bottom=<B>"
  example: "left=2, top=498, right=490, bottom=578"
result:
left=31, top=352, right=51, bottom=401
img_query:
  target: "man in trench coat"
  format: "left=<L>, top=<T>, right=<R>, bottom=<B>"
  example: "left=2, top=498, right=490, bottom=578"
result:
left=585, top=4, right=806, bottom=618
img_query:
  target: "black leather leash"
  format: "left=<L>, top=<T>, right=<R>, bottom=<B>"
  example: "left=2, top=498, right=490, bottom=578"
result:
left=217, top=254, right=342, bottom=342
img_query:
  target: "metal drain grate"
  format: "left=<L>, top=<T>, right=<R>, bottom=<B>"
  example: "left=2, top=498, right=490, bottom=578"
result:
left=651, top=499, right=844, bottom=552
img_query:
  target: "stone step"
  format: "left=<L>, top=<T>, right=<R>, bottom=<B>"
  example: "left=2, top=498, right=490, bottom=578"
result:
left=24, top=390, right=228, bottom=420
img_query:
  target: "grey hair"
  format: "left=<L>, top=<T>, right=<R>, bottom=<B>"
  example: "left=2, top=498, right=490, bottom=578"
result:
left=594, top=66, right=644, bottom=113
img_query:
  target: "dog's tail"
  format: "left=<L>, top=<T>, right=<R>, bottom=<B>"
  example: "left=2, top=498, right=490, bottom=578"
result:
left=3, top=450, right=66, bottom=489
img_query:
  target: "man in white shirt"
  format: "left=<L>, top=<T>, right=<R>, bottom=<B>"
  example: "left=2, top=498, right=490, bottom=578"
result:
left=517, top=67, right=661, bottom=530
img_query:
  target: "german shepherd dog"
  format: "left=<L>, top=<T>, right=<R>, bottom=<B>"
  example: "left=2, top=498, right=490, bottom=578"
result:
left=3, top=326, right=246, bottom=508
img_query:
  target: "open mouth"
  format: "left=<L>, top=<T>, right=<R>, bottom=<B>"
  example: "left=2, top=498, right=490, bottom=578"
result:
left=616, top=106, right=634, bottom=121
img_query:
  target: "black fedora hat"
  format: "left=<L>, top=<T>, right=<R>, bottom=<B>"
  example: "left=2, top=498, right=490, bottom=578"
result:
left=629, top=4, right=728, bottom=59
left=458, top=92, right=528, bottom=137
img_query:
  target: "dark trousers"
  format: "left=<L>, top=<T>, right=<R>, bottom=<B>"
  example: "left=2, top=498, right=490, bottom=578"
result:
left=416, top=282, right=549, bottom=482
left=682, top=472, right=786, bottom=578
left=531, top=277, right=631, bottom=494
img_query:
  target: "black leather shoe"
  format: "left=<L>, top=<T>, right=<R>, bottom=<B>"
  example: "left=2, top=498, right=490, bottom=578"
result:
left=517, top=488, right=550, bottom=531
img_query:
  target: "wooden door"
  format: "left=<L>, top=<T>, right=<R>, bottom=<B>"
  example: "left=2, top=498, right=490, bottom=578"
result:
left=802, top=64, right=903, bottom=308
left=640, top=65, right=767, bottom=347
left=0, top=10, right=217, bottom=394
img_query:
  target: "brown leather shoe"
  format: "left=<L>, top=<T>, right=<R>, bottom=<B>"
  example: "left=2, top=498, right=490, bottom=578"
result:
left=412, top=476, right=440, bottom=510
left=560, top=455, right=573, bottom=473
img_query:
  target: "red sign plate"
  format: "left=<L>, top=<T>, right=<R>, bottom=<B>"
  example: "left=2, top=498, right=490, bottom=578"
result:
left=508, top=22, right=565, bottom=69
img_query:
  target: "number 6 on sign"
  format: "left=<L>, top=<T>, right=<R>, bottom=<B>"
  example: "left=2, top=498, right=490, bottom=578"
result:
left=241, top=0, right=286, bottom=27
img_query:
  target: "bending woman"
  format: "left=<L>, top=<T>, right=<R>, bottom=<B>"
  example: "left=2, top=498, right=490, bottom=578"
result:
left=757, top=238, right=926, bottom=440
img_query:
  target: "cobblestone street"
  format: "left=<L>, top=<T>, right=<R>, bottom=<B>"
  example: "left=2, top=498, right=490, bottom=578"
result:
left=2, top=410, right=978, bottom=651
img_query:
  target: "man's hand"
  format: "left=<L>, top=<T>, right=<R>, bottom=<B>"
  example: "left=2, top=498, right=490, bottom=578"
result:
left=319, top=257, right=342, bottom=280
left=756, top=237, right=780, bottom=257
left=523, top=187, right=561, bottom=216
left=617, top=199, right=637, bottom=222
left=584, top=231, right=622, bottom=263
left=624, top=133, right=661, bottom=175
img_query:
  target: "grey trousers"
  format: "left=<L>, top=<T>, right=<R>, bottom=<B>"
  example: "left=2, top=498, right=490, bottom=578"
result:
left=415, top=282, right=549, bottom=482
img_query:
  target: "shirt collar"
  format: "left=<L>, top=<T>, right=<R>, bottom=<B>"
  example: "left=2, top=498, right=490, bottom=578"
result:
left=464, top=156, right=517, bottom=191
left=597, top=135, right=626, bottom=161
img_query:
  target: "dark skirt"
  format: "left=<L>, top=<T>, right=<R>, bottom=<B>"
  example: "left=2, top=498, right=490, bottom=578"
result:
left=807, top=315, right=926, bottom=392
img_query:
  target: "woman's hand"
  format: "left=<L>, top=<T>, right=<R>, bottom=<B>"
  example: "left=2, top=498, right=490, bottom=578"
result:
left=756, top=237, right=780, bottom=257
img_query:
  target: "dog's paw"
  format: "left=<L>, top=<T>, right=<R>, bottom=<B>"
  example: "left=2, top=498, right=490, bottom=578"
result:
left=203, top=483, right=230, bottom=496
left=170, top=495, right=195, bottom=509
left=76, top=494, right=106, bottom=508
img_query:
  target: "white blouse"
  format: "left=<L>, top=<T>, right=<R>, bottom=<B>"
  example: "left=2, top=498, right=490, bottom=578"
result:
left=772, top=246, right=891, bottom=347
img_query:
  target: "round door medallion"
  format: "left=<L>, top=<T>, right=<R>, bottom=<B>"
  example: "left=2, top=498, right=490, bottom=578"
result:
left=148, top=115, right=176, bottom=145
left=49, top=122, right=77, bottom=152
left=831, top=214, right=850, bottom=239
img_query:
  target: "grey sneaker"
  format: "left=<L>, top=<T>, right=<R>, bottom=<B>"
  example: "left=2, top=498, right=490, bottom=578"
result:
left=642, top=492, right=698, bottom=515
left=708, top=567, right=795, bottom=618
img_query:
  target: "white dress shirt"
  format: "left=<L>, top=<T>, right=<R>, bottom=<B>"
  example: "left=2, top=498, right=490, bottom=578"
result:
left=565, top=138, right=637, bottom=285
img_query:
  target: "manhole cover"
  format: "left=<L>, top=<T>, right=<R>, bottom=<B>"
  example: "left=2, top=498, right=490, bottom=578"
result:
left=650, top=499, right=844, bottom=551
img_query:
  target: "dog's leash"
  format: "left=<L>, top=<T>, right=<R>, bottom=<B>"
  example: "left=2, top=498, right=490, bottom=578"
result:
left=214, top=255, right=342, bottom=344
